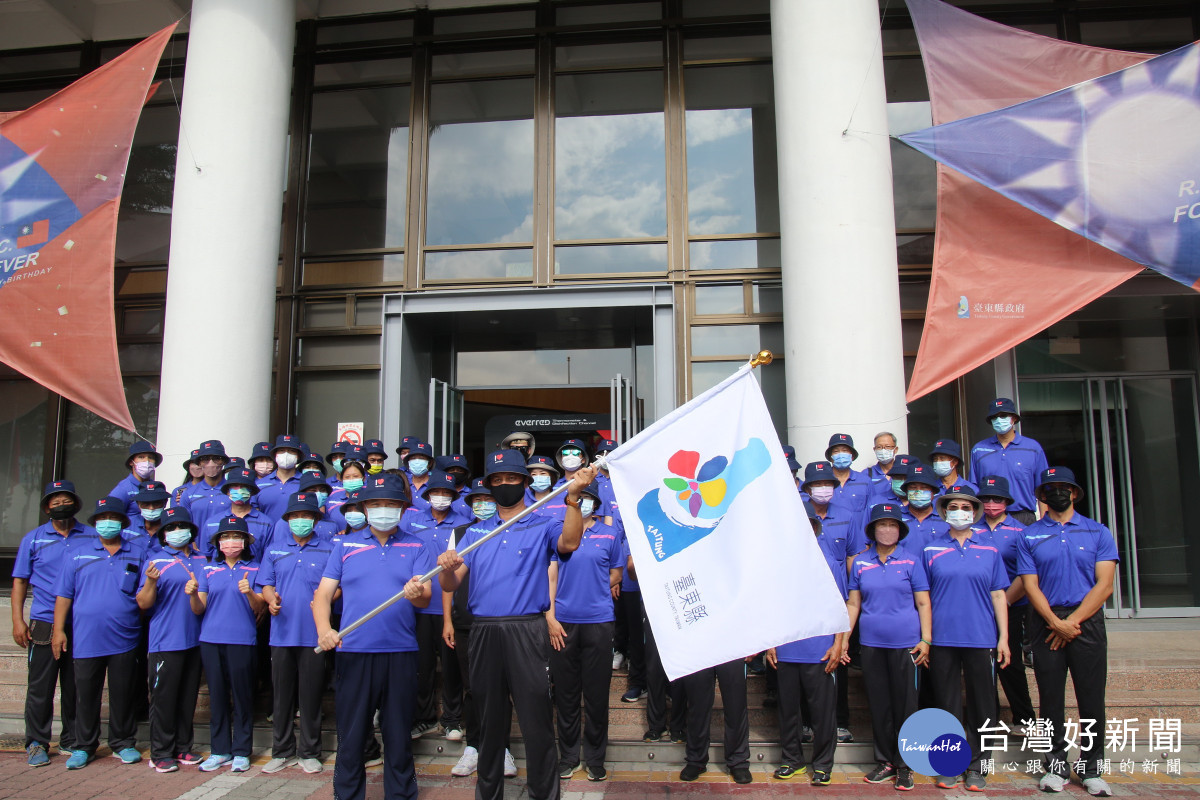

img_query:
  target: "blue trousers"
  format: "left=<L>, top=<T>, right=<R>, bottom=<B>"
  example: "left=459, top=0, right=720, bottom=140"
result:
left=334, top=651, right=419, bottom=800
left=200, top=643, right=256, bottom=757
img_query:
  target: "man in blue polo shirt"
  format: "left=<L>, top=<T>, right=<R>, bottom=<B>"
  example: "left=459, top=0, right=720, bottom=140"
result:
left=12, top=480, right=93, bottom=767
left=863, top=432, right=900, bottom=505
left=899, top=463, right=949, bottom=554
left=52, top=496, right=148, bottom=769
left=1017, top=467, right=1118, bottom=797
left=110, top=441, right=162, bottom=523
left=315, top=474, right=434, bottom=800
left=176, top=440, right=231, bottom=532
left=929, top=439, right=976, bottom=497
left=969, top=398, right=1048, bottom=525
left=256, top=435, right=305, bottom=520
left=436, top=450, right=594, bottom=800
left=825, top=433, right=872, bottom=514
left=258, top=502, right=334, bottom=775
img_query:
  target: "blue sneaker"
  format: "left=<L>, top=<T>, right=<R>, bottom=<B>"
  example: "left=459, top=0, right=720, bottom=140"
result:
left=114, top=747, right=142, bottom=764
left=26, top=743, right=49, bottom=767
left=230, top=756, right=250, bottom=773
left=65, top=750, right=92, bottom=770
left=199, top=754, right=232, bottom=772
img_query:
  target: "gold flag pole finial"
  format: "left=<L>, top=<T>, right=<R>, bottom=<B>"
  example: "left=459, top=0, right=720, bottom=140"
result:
left=749, top=350, right=774, bottom=368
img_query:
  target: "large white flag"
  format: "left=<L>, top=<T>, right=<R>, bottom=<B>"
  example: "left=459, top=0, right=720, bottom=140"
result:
left=605, top=364, right=849, bottom=681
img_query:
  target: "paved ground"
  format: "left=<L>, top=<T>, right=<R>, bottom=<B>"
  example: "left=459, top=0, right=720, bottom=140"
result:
left=0, top=749, right=1198, bottom=800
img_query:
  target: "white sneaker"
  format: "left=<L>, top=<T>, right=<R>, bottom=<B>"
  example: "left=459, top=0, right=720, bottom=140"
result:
left=1039, top=772, right=1067, bottom=792
left=504, top=749, right=518, bottom=778
left=298, top=757, right=322, bottom=774
left=1083, top=777, right=1112, bottom=797
left=452, top=746, right=478, bottom=777
left=612, top=652, right=626, bottom=670
left=261, top=756, right=296, bottom=774
left=444, top=728, right=464, bottom=742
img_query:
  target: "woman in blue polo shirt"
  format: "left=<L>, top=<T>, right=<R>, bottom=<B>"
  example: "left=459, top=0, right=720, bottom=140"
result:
left=137, top=507, right=208, bottom=772
left=198, top=516, right=264, bottom=773
left=926, top=489, right=1010, bottom=793
left=846, top=502, right=931, bottom=791
left=547, top=484, right=624, bottom=782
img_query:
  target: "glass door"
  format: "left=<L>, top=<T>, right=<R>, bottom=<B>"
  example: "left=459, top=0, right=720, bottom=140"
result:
left=428, top=378, right=464, bottom=456
left=609, top=373, right=639, bottom=444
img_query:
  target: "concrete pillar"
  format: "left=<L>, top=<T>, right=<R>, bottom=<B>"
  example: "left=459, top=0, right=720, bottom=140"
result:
left=156, top=0, right=294, bottom=465
left=771, top=0, right=909, bottom=465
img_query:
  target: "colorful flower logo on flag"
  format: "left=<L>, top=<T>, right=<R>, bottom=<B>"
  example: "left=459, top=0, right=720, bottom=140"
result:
left=661, top=450, right=731, bottom=519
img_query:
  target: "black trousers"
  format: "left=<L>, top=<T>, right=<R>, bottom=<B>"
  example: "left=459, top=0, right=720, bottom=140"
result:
left=644, top=611, right=686, bottom=736
left=681, top=659, right=749, bottom=770
left=334, top=651, right=419, bottom=800
left=1029, top=606, right=1107, bottom=779
left=549, top=620, right=613, bottom=769
left=24, top=620, right=76, bottom=751
left=860, top=645, right=918, bottom=767
left=416, top=613, right=463, bottom=728
left=200, top=642, right=256, bottom=757
left=74, top=648, right=138, bottom=755
left=471, top=615, right=558, bottom=800
left=618, top=591, right=645, bottom=689
left=450, top=625, right=480, bottom=748
left=929, top=645, right=997, bottom=775
left=997, top=605, right=1035, bottom=726
left=148, top=648, right=202, bottom=760
left=271, top=645, right=326, bottom=759
left=777, top=661, right=837, bottom=773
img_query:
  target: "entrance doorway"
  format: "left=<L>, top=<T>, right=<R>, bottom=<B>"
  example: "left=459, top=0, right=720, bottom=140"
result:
left=1018, top=374, right=1200, bottom=616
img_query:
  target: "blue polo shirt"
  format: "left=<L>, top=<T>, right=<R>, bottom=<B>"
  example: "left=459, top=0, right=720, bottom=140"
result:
left=935, top=477, right=978, bottom=498
left=110, top=473, right=150, bottom=521
left=55, top=535, right=146, bottom=658
left=968, top=434, right=1049, bottom=513
left=13, top=522, right=97, bottom=623
left=255, top=472, right=300, bottom=521
left=865, top=463, right=904, bottom=507
left=849, top=544, right=929, bottom=649
left=199, top=560, right=261, bottom=646
left=401, top=505, right=474, bottom=615
left=922, top=531, right=1009, bottom=648
left=201, top=507, right=274, bottom=561
left=140, top=547, right=208, bottom=653
left=812, top=504, right=866, bottom=577
left=1016, top=513, right=1119, bottom=608
left=551, top=521, right=623, bottom=624
left=776, top=534, right=847, bottom=663
left=257, top=537, right=333, bottom=648
left=831, top=468, right=872, bottom=515
left=899, top=510, right=949, bottom=555
left=324, top=527, right=435, bottom=653
left=264, top=516, right=338, bottom=551
left=177, top=479, right=229, bottom=532
left=983, top=517, right=1027, bottom=607
left=407, top=477, right=432, bottom=513
left=458, top=511, right=567, bottom=617
left=616, top=518, right=639, bottom=592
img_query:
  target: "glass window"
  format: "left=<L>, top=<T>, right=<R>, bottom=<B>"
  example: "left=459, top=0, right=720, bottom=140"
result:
left=689, top=239, right=780, bottom=271
left=432, top=49, right=535, bottom=78
left=882, top=27, right=919, bottom=54
left=0, top=88, right=58, bottom=112
left=685, top=65, right=778, bottom=235
left=682, top=0, right=769, bottom=18
left=118, top=343, right=162, bottom=373
left=122, top=306, right=164, bottom=336
left=296, top=371, right=381, bottom=456
left=554, top=243, right=667, bottom=275
left=694, top=284, right=745, bottom=316
left=752, top=282, right=782, bottom=314
left=426, top=79, right=535, bottom=246
left=61, top=376, right=160, bottom=512
left=434, top=11, right=537, bottom=35
left=1079, top=18, right=1193, bottom=49
left=457, top=348, right=632, bottom=387
left=692, top=322, right=782, bottom=357
left=557, top=3, right=661, bottom=26
left=555, top=41, right=663, bottom=69
left=315, top=58, right=412, bottom=87
left=302, top=256, right=405, bottom=287
left=683, top=35, right=772, bottom=61
left=297, top=336, right=381, bottom=368
left=355, top=296, right=384, bottom=327
left=885, top=57, right=928, bottom=103
left=555, top=71, right=666, bottom=240
left=117, top=268, right=168, bottom=296
left=317, top=19, right=414, bottom=46
left=306, top=87, right=411, bottom=253
left=303, top=299, right=348, bottom=329
left=891, top=138, right=936, bottom=230
left=898, top=234, right=934, bottom=264
left=117, top=105, right=179, bottom=264
left=425, top=249, right=534, bottom=281
left=0, top=48, right=80, bottom=76
left=0, top=380, right=49, bottom=548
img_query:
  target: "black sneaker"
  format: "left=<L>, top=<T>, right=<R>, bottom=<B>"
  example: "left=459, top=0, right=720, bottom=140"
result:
left=670, top=730, right=686, bottom=744
left=680, top=763, right=706, bottom=781
left=643, top=729, right=665, bottom=742
left=731, top=767, right=752, bottom=784
left=865, top=763, right=897, bottom=783
left=773, top=764, right=806, bottom=780
left=812, top=769, right=832, bottom=786
left=586, top=765, right=607, bottom=782
left=621, top=687, right=647, bottom=703
left=895, top=768, right=915, bottom=791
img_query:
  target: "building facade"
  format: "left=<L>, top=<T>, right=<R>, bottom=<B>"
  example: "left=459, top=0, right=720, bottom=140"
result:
left=0, top=0, right=1198, bottom=617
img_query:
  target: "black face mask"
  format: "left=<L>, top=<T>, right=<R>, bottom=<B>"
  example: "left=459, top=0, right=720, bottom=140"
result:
left=509, top=445, right=529, bottom=458
left=1043, top=487, right=1074, bottom=513
left=490, top=482, right=526, bottom=508
left=47, top=502, right=78, bottom=521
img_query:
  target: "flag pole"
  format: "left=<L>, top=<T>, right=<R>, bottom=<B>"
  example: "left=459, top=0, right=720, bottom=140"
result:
left=316, top=460, right=608, bottom=652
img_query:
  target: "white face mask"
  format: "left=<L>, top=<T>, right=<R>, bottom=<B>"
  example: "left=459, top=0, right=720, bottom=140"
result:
left=429, top=496, right=453, bottom=511
left=946, top=509, right=975, bottom=530
left=367, top=507, right=402, bottom=530
left=560, top=454, right=583, bottom=471
left=276, top=452, right=298, bottom=470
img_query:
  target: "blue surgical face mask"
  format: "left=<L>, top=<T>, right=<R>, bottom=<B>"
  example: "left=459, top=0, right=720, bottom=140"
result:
left=932, top=460, right=953, bottom=477
left=891, top=477, right=906, bottom=497
left=330, top=458, right=344, bottom=473
left=288, top=518, right=315, bottom=538
left=344, top=510, right=367, bottom=529
left=530, top=474, right=552, bottom=492
left=164, top=528, right=193, bottom=549
left=408, top=459, right=430, bottom=476
left=140, top=507, right=164, bottom=521
left=472, top=500, right=497, bottom=520
left=579, top=498, right=597, bottom=518
left=343, top=478, right=364, bottom=493
left=991, top=415, right=1014, bottom=434
left=831, top=452, right=854, bottom=470
left=314, top=491, right=329, bottom=507
left=228, top=487, right=252, bottom=504
left=907, top=488, right=933, bottom=509
left=95, top=519, right=124, bottom=539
